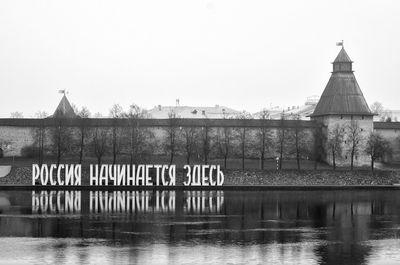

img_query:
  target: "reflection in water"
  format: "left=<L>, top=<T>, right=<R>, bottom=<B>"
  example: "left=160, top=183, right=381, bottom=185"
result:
left=89, top=191, right=175, bottom=214
left=32, top=191, right=81, bottom=214
left=0, top=190, right=399, bottom=264
left=30, top=190, right=225, bottom=215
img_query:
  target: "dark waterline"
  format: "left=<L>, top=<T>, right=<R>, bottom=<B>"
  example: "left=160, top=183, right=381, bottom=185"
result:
left=0, top=190, right=399, bottom=264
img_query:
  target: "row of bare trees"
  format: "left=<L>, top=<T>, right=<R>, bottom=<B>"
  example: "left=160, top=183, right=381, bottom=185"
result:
left=26, top=106, right=321, bottom=169
left=163, top=110, right=318, bottom=170
left=23, top=104, right=393, bottom=171
left=27, top=104, right=153, bottom=166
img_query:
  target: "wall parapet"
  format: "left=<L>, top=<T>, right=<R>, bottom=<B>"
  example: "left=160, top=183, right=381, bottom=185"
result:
left=373, top=122, right=400, bottom=130
left=0, top=118, right=319, bottom=128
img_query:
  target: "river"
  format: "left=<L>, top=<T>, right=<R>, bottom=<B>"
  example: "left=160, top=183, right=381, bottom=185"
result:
left=0, top=190, right=399, bottom=264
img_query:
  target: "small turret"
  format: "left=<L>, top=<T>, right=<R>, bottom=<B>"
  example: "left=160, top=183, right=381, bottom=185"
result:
left=332, top=47, right=353, bottom=72
left=52, top=94, right=77, bottom=118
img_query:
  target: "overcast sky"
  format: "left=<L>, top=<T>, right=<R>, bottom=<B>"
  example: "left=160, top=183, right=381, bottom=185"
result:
left=1, top=0, right=399, bottom=117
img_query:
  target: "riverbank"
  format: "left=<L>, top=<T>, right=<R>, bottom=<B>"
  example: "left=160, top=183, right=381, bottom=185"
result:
left=1, top=166, right=400, bottom=186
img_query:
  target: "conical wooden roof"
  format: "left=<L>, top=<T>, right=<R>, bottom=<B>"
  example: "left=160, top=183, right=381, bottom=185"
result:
left=52, top=95, right=77, bottom=118
left=310, top=48, right=372, bottom=117
left=333, top=47, right=352, bottom=63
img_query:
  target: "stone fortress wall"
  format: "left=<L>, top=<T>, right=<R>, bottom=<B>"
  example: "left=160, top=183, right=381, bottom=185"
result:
left=0, top=118, right=317, bottom=158
left=0, top=118, right=399, bottom=165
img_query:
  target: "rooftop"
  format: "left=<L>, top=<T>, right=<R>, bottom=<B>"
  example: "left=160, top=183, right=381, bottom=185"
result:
left=333, top=47, right=352, bottom=63
left=147, top=105, right=241, bottom=119
left=310, top=47, right=373, bottom=117
left=51, top=95, right=77, bottom=118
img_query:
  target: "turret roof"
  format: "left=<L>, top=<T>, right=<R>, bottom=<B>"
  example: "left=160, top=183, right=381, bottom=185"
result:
left=52, top=95, right=77, bottom=118
left=310, top=48, right=372, bottom=117
left=333, top=47, right=352, bottom=63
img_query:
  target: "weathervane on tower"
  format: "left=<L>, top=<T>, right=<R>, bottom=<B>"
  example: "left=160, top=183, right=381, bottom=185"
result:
left=336, top=40, right=344, bottom=47
left=58, top=89, right=67, bottom=96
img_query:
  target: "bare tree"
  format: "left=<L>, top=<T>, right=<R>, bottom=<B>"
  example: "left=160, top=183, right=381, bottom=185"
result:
left=127, top=104, right=152, bottom=164
left=165, top=110, right=180, bottom=165
left=77, top=107, right=91, bottom=164
left=71, top=104, right=79, bottom=115
left=182, top=126, right=198, bottom=164
left=36, top=122, right=46, bottom=165
left=255, top=109, right=272, bottom=170
left=276, top=113, right=286, bottom=170
left=382, top=110, right=393, bottom=122
left=289, top=114, right=309, bottom=170
left=370, top=101, right=384, bottom=116
left=51, top=102, right=75, bottom=165
left=200, top=120, right=211, bottom=164
left=327, top=124, right=344, bottom=170
left=311, top=122, right=326, bottom=169
left=370, top=101, right=393, bottom=122
left=93, top=112, right=103, bottom=118
left=31, top=111, right=48, bottom=165
left=92, top=127, right=109, bottom=165
left=50, top=118, right=73, bottom=166
left=235, top=111, right=252, bottom=169
left=365, top=132, right=391, bottom=171
left=10, top=111, right=23, bottom=118
left=109, top=104, right=125, bottom=164
left=346, top=121, right=363, bottom=170
left=216, top=114, right=233, bottom=169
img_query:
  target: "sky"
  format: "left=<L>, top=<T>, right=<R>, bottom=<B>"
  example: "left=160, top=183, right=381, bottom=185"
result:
left=1, top=0, right=400, bottom=117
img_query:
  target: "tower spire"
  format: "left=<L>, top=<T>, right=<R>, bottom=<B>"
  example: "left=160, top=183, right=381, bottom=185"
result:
left=310, top=45, right=372, bottom=117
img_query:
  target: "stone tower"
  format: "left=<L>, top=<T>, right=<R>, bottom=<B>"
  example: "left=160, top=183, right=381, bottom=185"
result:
left=310, top=46, right=374, bottom=166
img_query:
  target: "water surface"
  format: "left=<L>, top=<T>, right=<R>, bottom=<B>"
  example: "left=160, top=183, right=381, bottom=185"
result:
left=0, top=190, right=399, bottom=264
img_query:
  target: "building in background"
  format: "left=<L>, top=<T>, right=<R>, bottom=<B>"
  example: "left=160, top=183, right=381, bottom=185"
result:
left=147, top=104, right=241, bottom=119
left=253, top=96, right=319, bottom=120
